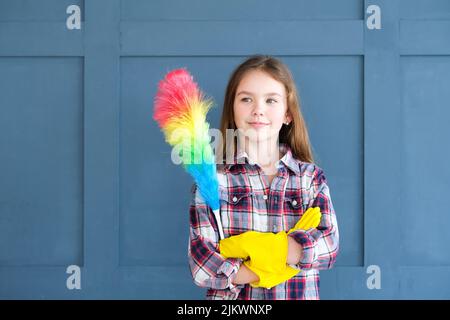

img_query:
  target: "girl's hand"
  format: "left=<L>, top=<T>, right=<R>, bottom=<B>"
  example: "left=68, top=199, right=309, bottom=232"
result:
left=232, top=263, right=259, bottom=285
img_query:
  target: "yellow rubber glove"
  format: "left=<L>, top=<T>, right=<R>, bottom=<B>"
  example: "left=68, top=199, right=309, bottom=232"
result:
left=242, top=231, right=299, bottom=289
left=220, top=230, right=298, bottom=288
left=287, top=206, right=322, bottom=235
left=219, top=207, right=322, bottom=289
left=249, top=206, right=322, bottom=288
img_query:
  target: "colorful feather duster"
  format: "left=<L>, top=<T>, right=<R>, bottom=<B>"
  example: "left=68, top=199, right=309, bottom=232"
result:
left=153, top=69, right=225, bottom=239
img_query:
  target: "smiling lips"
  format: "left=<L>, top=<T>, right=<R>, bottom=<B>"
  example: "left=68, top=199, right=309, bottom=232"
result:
left=248, top=121, right=270, bottom=129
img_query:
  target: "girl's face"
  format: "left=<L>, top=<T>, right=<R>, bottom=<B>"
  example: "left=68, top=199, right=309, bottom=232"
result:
left=233, top=70, right=291, bottom=144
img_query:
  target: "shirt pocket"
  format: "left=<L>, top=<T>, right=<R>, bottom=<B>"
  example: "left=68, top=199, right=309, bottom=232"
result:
left=219, top=189, right=254, bottom=235
left=283, top=192, right=305, bottom=231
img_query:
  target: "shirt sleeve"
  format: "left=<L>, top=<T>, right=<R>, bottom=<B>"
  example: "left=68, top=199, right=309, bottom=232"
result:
left=188, top=184, right=244, bottom=294
left=288, top=167, right=340, bottom=270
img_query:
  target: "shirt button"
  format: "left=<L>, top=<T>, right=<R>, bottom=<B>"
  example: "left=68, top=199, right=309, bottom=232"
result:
left=232, top=196, right=238, bottom=203
left=263, top=194, right=268, bottom=200
left=292, top=199, right=297, bottom=206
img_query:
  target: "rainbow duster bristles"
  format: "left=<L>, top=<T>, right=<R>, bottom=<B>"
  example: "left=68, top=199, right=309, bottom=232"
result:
left=153, top=69, right=224, bottom=239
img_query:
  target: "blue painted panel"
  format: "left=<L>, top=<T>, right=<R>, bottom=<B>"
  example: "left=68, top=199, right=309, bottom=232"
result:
left=400, top=0, right=450, bottom=19
left=0, top=0, right=84, bottom=21
left=121, top=0, right=363, bottom=20
left=0, top=22, right=84, bottom=56
left=400, top=21, right=450, bottom=55
left=0, top=57, right=83, bottom=266
left=400, top=56, right=450, bottom=266
left=120, top=21, right=364, bottom=56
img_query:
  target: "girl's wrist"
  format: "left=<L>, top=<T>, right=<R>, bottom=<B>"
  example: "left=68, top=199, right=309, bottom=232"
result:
left=287, top=236, right=303, bottom=265
left=233, top=263, right=259, bottom=285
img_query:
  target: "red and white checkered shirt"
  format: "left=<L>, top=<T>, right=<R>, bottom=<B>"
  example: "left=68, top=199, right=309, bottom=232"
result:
left=188, top=144, right=339, bottom=300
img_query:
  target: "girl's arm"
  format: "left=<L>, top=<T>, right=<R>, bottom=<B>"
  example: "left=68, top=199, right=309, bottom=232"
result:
left=288, top=167, right=340, bottom=270
left=232, top=264, right=259, bottom=285
left=287, top=236, right=303, bottom=265
left=188, top=184, right=244, bottom=294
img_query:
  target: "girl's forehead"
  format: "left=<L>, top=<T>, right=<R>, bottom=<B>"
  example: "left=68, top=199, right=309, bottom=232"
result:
left=237, top=70, right=285, bottom=95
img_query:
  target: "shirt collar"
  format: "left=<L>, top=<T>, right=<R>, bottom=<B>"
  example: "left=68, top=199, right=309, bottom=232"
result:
left=225, top=143, right=301, bottom=175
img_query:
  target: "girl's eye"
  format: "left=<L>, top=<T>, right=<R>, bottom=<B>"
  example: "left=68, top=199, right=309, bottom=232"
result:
left=239, top=97, right=277, bottom=104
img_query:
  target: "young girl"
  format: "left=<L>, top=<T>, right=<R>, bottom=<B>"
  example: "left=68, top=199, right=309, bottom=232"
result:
left=188, top=55, right=339, bottom=300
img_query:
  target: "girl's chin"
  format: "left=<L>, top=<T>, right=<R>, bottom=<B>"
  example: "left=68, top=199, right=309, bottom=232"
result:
left=236, top=127, right=278, bottom=143
left=242, top=126, right=271, bottom=134
left=244, top=133, right=278, bottom=143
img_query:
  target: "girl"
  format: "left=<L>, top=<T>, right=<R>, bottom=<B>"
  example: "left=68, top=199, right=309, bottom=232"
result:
left=188, top=55, right=339, bottom=300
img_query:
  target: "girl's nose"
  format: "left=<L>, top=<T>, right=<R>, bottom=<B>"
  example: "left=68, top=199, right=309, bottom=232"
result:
left=252, top=101, right=265, bottom=116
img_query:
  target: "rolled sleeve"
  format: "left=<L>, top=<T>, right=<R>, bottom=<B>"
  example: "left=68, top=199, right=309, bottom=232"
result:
left=188, top=183, right=245, bottom=295
left=289, top=229, right=317, bottom=269
left=217, top=258, right=245, bottom=294
left=289, top=167, right=340, bottom=270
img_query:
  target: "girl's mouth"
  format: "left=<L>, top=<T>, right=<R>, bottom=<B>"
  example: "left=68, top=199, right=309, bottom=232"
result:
left=248, top=122, right=270, bottom=129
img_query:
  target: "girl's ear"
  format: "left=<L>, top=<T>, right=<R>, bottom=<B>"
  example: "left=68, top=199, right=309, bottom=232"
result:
left=285, top=113, right=292, bottom=125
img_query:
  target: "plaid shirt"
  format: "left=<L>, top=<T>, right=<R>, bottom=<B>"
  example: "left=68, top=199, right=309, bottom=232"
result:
left=188, top=144, right=339, bottom=300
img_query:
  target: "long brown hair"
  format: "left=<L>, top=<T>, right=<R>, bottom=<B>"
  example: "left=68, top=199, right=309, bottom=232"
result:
left=218, top=55, right=315, bottom=164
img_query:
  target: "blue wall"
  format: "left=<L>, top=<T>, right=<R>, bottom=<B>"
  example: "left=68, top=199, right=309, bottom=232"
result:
left=0, top=0, right=449, bottom=299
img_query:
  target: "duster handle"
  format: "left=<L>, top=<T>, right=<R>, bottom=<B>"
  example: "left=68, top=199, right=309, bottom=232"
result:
left=212, top=208, right=225, bottom=240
